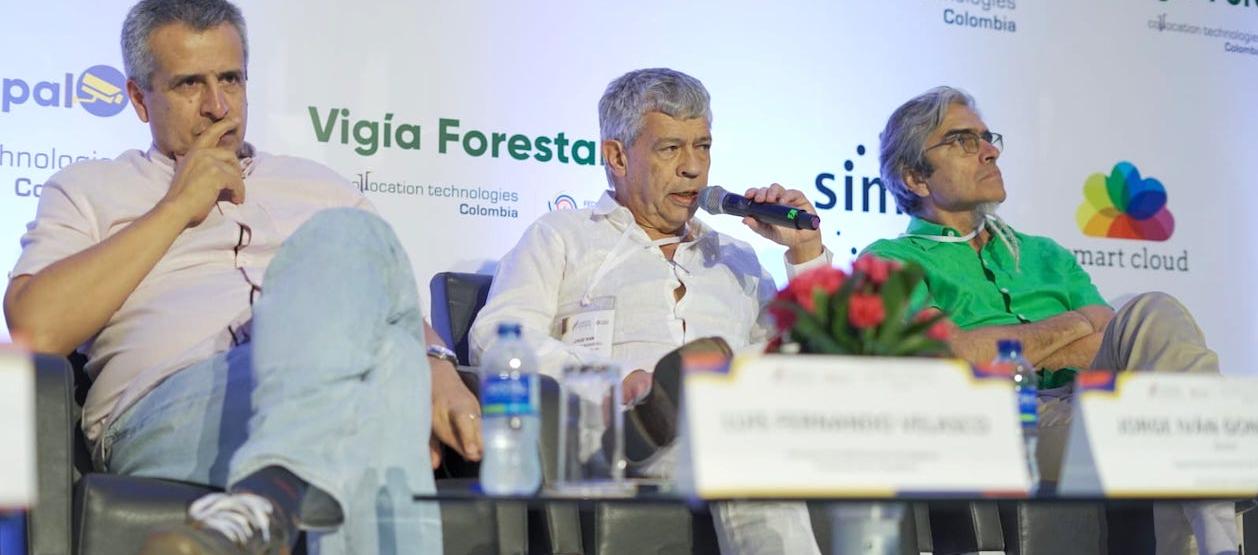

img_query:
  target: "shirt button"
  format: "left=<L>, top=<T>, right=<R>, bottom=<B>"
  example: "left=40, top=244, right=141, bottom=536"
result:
left=1000, top=287, right=1010, bottom=294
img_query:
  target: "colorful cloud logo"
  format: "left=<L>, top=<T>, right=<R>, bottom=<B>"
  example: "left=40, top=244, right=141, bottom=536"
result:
left=1075, top=161, right=1174, bottom=241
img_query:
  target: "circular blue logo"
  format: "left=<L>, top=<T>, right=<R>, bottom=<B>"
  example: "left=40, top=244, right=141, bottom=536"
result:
left=76, top=65, right=129, bottom=117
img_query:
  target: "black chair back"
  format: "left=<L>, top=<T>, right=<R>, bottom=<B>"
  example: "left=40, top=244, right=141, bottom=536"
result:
left=428, top=272, right=493, bottom=366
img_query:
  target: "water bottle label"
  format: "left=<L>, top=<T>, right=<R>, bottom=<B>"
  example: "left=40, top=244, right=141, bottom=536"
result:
left=1017, top=389, right=1037, bottom=427
left=481, top=374, right=537, bottom=417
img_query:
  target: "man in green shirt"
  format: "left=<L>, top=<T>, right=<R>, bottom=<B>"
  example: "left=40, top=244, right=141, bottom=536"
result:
left=863, top=87, right=1235, bottom=555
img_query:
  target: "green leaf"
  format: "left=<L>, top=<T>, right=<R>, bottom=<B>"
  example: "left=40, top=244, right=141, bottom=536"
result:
left=829, top=327, right=860, bottom=353
left=787, top=304, right=847, bottom=354
left=901, top=311, right=947, bottom=337
left=889, top=335, right=932, bottom=356
left=875, top=271, right=912, bottom=348
left=859, top=324, right=877, bottom=355
left=829, top=275, right=859, bottom=343
left=890, top=336, right=952, bottom=357
left=811, top=286, right=830, bottom=329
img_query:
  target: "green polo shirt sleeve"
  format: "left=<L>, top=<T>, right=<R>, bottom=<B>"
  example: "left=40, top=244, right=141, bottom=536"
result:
left=1038, top=239, right=1109, bottom=310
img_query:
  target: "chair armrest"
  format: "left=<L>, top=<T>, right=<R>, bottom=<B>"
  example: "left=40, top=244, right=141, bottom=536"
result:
left=428, top=272, right=494, bottom=366
left=1242, top=500, right=1255, bottom=553
left=28, top=354, right=75, bottom=555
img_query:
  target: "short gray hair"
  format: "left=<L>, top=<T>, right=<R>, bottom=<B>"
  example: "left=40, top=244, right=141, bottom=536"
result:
left=122, top=0, right=249, bottom=90
left=598, top=68, right=712, bottom=185
left=879, top=86, right=977, bottom=216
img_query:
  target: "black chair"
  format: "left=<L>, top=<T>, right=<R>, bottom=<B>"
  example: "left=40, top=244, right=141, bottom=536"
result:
left=29, top=356, right=526, bottom=554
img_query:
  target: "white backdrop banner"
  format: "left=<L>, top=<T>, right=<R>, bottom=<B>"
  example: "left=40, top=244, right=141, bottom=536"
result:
left=2, top=0, right=1255, bottom=375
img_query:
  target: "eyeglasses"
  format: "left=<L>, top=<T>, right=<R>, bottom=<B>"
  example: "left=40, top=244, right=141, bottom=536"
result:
left=227, top=221, right=262, bottom=347
left=923, top=130, right=1003, bottom=155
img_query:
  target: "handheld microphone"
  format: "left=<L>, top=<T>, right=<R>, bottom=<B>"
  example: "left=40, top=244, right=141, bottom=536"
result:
left=697, top=185, right=821, bottom=230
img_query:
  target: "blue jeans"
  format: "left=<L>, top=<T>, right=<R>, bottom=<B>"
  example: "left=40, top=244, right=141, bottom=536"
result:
left=101, top=208, right=442, bottom=554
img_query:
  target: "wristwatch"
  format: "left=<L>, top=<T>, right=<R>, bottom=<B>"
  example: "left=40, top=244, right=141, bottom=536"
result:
left=426, top=344, right=459, bottom=366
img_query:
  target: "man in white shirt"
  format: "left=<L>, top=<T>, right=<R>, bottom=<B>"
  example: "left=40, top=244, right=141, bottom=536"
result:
left=3, top=1, right=479, bottom=553
left=471, top=67, right=832, bottom=555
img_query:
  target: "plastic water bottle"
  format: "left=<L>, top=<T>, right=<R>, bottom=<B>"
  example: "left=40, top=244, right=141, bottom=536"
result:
left=994, top=339, right=1040, bottom=491
left=479, top=322, right=542, bottom=495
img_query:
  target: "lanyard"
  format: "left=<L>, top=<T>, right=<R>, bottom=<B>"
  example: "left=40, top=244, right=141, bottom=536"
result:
left=901, top=215, right=1023, bottom=272
left=582, top=225, right=685, bottom=306
left=899, top=220, right=984, bottom=243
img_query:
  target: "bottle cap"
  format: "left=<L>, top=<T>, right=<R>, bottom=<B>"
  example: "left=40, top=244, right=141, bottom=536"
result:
left=497, top=322, right=522, bottom=338
left=997, top=339, right=1023, bottom=355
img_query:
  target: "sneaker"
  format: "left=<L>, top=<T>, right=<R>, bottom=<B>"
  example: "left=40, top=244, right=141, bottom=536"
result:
left=140, top=492, right=291, bottom=555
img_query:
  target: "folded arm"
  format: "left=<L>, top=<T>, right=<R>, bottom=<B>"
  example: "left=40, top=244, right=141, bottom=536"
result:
left=946, top=304, right=1114, bottom=368
left=1035, top=305, right=1113, bottom=369
left=946, top=310, right=1091, bottom=367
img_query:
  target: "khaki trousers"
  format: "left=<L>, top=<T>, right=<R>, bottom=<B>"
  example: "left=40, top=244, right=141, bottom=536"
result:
left=1039, top=292, right=1237, bottom=555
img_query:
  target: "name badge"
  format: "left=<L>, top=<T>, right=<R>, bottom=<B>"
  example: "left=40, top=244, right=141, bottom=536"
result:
left=560, top=297, right=615, bottom=359
left=1058, top=372, right=1258, bottom=497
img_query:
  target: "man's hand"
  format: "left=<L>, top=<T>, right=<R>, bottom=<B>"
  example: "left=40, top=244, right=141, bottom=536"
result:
left=741, top=184, right=824, bottom=264
left=160, top=118, right=246, bottom=228
left=428, top=358, right=483, bottom=469
left=621, top=368, right=652, bottom=406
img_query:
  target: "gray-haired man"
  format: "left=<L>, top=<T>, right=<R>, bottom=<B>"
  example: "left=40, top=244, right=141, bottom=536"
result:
left=5, top=1, right=482, bottom=553
left=472, top=67, right=832, bottom=554
left=863, top=86, right=1238, bottom=555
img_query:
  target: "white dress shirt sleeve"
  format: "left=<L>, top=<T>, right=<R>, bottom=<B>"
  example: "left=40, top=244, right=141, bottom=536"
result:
left=471, top=219, right=596, bottom=378
left=784, top=246, right=834, bottom=280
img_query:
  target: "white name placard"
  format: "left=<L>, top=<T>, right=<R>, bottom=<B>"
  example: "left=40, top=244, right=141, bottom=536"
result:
left=1059, top=372, right=1258, bottom=497
left=0, top=348, right=36, bottom=508
left=680, top=353, right=1031, bottom=498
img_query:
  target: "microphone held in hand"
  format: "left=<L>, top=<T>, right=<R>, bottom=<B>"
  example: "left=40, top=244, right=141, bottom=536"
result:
left=696, top=185, right=821, bottom=230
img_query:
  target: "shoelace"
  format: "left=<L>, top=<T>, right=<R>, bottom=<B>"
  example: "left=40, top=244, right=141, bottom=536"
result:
left=188, top=492, right=274, bottom=545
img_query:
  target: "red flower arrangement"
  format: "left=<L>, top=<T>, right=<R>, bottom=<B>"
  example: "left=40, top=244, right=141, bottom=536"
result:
left=767, top=255, right=957, bottom=356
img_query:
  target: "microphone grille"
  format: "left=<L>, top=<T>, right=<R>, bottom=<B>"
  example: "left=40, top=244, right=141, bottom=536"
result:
left=697, top=185, right=727, bottom=215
